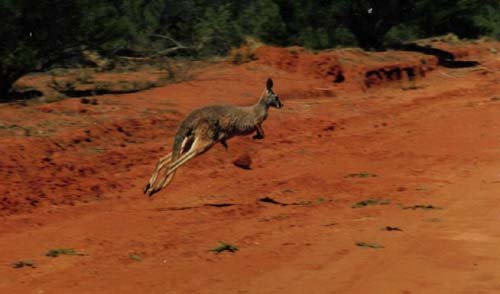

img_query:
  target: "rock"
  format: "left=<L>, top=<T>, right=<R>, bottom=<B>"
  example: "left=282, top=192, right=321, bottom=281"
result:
left=233, top=153, right=252, bottom=170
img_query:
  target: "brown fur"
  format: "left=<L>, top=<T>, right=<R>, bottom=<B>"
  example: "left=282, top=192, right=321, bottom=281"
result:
left=144, top=78, right=282, bottom=197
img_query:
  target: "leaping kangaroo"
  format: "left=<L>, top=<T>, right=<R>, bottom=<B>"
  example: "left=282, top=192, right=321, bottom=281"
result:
left=144, top=78, right=283, bottom=197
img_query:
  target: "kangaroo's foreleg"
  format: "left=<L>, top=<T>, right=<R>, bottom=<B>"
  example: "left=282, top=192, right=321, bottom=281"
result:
left=220, top=139, right=228, bottom=150
left=253, top=123, right=265, bottom=140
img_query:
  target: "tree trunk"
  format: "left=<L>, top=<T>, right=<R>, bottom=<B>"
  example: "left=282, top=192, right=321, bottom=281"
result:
left=351, top=27, right=386, bottom=51
left=0, top=71, right=24, bottom=101
left=0, top=76, right=13, bottom=101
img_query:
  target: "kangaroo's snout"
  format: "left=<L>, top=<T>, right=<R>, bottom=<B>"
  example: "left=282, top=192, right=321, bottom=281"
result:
left=274, top=96, right=283, bottom=109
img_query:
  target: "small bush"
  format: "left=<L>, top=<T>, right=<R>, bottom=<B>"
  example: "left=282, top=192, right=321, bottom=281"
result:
left=210, top=242, right=239, bottom=253
left=384, top=24, right=421, bottom=46
left=331, top=27, right=358, bottom=48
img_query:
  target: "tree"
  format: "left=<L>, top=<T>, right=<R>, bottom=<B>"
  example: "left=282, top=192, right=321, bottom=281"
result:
left=240, top=0, right=287, bottom=45
left=329, top=0, right=415, bottom=50
left=473, top=3, right=500, bottom=40
left=195, top=4, right=242, bottom=55
left=0, top=0, right=125, bottom=99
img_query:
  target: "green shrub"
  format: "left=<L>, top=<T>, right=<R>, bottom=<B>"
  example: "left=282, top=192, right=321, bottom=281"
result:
left=384, top=24, right=421, bottom=46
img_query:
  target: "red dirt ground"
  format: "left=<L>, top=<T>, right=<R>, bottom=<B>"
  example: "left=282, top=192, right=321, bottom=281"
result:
left=1, top=40, right=499, bottom=293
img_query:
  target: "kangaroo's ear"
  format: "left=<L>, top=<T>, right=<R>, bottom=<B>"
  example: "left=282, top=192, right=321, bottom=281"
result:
left=266, top=78, right=273, bottom=90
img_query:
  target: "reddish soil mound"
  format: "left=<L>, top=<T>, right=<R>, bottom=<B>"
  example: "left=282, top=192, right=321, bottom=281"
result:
left=255, top=46, right=438, bottom=89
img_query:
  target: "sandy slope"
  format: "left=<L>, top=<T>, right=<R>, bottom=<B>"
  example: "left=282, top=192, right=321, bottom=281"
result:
left=0, top=42, right=499, bottom=293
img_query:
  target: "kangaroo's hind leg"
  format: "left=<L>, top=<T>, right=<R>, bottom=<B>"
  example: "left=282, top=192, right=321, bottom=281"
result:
left=144, top=153, right=172, bottom=193
left=166, top=134, right=215, bottom=175
left=145, top=134, right=194, bottom=195
left=150, top=134, right=215, bottom=195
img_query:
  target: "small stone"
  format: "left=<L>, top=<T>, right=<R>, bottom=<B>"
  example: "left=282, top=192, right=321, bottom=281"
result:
left=233, top=153, right=252, bottom=170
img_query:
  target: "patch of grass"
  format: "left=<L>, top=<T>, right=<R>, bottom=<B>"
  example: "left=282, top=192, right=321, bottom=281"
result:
left=45, top=248, right=87, bottom=257
left=12, top=260, right=36, bottom=268
left=356, top=242, right=384, bottom=249
left=210, top=242, right=238, bottom=254
left=345, top=172, right=377, bottom=178
left=351, top=199, right=390, bottom=208
left=129, top=254, right=142, bottom=261
left=403, top=204, right=441, bottom=210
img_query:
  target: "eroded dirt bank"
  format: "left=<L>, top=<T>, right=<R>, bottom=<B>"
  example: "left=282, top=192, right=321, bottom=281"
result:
left=0, top=41, right=499, bottom=293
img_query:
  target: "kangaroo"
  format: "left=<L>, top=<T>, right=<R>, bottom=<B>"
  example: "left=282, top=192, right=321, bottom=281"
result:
left=144, top=78, right=283, bottom=197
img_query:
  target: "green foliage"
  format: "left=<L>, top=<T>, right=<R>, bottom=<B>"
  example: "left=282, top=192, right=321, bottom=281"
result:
left=0, top=0, right=125, bottom=98
left=297, top=27, right=329, bottom=49
left=384, top=24, right=421, bottom=46
left=240, top=0, right=287, bottom=45
left=473, top=4, right=500, bottom=40
left=195, top=4, right=243, bottom=56
left=411, top=0, right=500, bottom=41
left=113, top=0, right=165, bottom=50
left=330, top=27, right=358, bottom=47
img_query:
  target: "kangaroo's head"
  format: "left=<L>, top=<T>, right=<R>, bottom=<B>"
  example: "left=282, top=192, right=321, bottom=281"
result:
left=262, top=78, right=283, bottom=109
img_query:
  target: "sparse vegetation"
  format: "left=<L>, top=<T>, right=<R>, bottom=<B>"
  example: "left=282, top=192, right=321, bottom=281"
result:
left=210, top=242, right=239, bottom=253
left=403, top=204, right=441, bottom=210
left=129, top=254, right=142, bottom=261
left=345, top=172, right=378, bottom=178
left=45, top=248, right=87, bottom=257
left=351, top=199, right=390, bottom=208
left=356, top=242, right=384, bottom=249
left=12, top=260, right=36, bottom=268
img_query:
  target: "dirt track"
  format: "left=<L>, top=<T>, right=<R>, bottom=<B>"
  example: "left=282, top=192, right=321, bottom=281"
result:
left=1, top=42, right=500, bottom=293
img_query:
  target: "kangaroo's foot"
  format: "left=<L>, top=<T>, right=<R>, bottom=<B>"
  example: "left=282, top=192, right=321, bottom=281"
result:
left=143, top=183, right=151, bottom=194
left=221, top=139, right=228, bottom=150
left=253, top=133, right=264, bottom=140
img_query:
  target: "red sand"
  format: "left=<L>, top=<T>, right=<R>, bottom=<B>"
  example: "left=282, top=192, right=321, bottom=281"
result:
left=1, top=41, right=500, bottom=293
